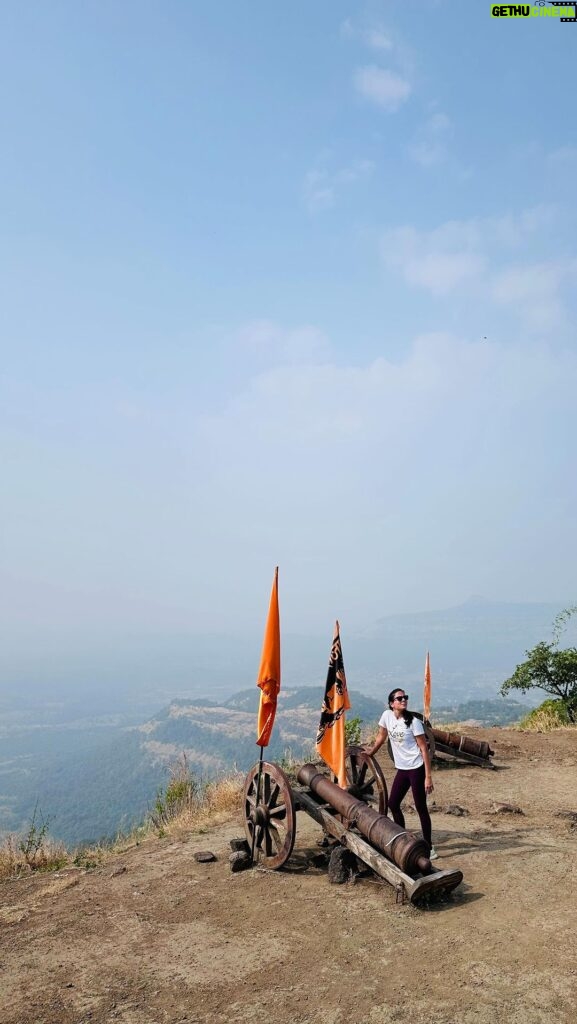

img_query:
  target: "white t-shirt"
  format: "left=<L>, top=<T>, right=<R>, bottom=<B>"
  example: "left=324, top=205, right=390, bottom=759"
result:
left=379, top=708, right=425, bottom=770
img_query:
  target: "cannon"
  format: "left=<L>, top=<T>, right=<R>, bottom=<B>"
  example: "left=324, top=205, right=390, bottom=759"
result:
left=243, top=750, right=463, bottom=903
left=387, top=712, right=496, bottom=770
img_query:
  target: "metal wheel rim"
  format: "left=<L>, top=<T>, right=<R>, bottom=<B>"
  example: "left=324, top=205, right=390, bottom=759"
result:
left=345, top=745, right=388, bottom=815
left=243, top=761, right=296, bottom=869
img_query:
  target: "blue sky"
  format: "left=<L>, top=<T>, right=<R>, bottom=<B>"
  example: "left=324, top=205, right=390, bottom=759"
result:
left=1, top=1, right=576, bottom=679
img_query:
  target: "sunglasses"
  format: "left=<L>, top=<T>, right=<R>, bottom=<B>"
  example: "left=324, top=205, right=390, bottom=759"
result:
left=393, top=694, right=409, bottom=702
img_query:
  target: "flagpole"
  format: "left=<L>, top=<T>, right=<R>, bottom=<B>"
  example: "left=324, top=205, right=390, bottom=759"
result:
left=250, top=746, right=265, bottom=865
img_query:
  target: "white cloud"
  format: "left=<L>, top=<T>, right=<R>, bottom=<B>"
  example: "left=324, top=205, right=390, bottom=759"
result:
left=303, top=158, right=375, bottom=213
left=237, top=320, right=331, bottom=365
left=365, top=29, right=393, bottom=52
left=381, top=209, right=567, bottom=316
left=547, top=145, right=577, bottom=166
left=354, top=66, right=411, bottom=112
left=381, top=223, right=486, bottom=295
left=195, top=330, right=577, bottom=628
left=340, top=20, right=393, bottom=51
left=408, top=112, right=452, bottom=167
left=493, top=260, right=577, bottom=332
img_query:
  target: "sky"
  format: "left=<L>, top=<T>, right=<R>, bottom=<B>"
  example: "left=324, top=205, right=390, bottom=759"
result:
left=1, top=1, right=576, bottom=685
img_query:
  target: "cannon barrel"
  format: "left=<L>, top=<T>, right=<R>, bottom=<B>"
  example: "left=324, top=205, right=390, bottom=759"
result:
left=431, top=728, right=494, bottom=760
left=297, top=764, right=432, bottom=877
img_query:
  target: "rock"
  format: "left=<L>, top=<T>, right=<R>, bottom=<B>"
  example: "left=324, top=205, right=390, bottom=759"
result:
left=110, top=866, right=127, bottom=877
left=229, top=838, right=250, bottom=854
left=309, top=851, right=331, bottom=868
left=555, top=810, right=577, bottom=821
left=194, top=851, right=217, bottom=863
left=327, top=847, right=356, bottom=884
left=488, top=802, right=525, bottom=815
left=229, top=851, right=251, bottom=873
left=445, top=804, right=468, bottom=816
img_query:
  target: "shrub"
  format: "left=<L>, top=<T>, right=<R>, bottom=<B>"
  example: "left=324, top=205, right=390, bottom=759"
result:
left=150, top=754, right=199, bottom=832
left=345, top=716, right=363, bottom=746
left=0, top=804, right=68, bottom=878
left=519, top=699, right=573, bottom=732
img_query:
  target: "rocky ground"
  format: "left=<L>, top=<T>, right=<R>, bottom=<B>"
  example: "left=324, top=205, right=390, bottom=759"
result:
left=1, top=727, right=576, bottom=1024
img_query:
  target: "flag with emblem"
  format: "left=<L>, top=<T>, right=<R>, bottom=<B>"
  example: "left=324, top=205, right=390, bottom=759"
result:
left=316, top=621, right=351, bottom=788
left=255, top=567, right=281, bottom=747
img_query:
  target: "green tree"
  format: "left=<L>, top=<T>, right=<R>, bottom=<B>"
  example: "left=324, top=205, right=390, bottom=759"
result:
left=501, top=607, right=577, bottom=723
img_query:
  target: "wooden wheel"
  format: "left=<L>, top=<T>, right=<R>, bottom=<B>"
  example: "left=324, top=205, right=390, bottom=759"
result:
left=243, top=762, right=296, bottom=869
left=386, top=713, right=436, bottom=762
left=345, top=745, right=388, bottom=814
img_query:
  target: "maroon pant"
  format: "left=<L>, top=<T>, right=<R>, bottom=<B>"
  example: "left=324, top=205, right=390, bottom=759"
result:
left=388, top=764, right=432, bottom=849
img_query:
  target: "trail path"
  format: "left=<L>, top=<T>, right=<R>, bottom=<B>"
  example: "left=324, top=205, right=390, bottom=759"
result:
left=1, top=728, right=576, bottom=1024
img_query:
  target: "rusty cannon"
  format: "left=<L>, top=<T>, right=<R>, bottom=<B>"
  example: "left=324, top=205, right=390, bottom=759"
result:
left=386, top=712, right=497, bottom=770
left=243, top=750, right=463, bottom=903
left=432, top=727, right=495, bottom=764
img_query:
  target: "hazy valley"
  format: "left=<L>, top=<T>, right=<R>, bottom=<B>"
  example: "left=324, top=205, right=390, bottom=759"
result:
left=0, top=597, right=563, bottom=845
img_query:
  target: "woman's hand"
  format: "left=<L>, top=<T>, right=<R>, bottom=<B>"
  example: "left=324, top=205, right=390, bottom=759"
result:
left=425, top=775, right=434, bottom=795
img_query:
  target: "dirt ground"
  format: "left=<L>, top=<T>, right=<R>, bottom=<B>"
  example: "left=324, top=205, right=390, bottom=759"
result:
left=1, top=727, right=577, bottom=1024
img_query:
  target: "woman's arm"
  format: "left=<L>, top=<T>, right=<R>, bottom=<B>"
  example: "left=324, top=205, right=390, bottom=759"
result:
left=365, top=725, right=388, bottom=757
left=415, top=733, right=434, bottom=794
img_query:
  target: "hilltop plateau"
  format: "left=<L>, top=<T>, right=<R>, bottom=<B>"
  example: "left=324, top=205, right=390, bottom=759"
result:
left=1, top=726, right=576, bottom=1024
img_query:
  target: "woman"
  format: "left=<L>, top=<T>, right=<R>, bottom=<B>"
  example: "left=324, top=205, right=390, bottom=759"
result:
left=365, top=688, right=437, bottom=860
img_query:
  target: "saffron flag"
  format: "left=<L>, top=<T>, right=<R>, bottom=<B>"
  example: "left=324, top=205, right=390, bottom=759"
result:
left=424, top=650, right=431, bottom=723
left=255, top=567, right=281, bottom=747
left=316, top=621, right=351, bottom=788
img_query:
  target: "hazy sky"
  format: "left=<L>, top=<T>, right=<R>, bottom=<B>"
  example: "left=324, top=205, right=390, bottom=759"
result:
left=1, top=2, right=576, bottom=676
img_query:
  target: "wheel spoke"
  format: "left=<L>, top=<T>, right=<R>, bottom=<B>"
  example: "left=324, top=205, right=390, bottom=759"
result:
left=268, top=823, right=282, bottom=851
left=345, top=747, right=388, bottom=815
left=269, top=802, right=286, bottom=820
left=266, top=782, right=280, bottom=808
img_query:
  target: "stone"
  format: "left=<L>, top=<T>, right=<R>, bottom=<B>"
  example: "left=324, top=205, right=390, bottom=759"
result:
left=327, top=846, right=355, bottom=884
left=445, top=804, right=468, bottom=816
left=194, top=850, right=217, bottom=863
left=488, top=802, right=524, bottom=816
left=229, top=838, right=250, bottom=854
left=229, top=851, right=251, bottom=873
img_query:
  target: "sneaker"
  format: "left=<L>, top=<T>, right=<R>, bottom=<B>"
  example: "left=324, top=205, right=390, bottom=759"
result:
left=429, top=846, right=439, bottom=861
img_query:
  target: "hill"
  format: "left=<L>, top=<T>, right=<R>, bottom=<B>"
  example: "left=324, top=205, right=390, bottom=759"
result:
left=1, top=726, right=576, bottom=1024
left=1, top=688, right=528, bottom=846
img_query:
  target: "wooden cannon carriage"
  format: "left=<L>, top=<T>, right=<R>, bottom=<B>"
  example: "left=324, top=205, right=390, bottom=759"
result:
left=388, top=713, right=496, bottom=770
left=242, top=748, right=463, bottom=904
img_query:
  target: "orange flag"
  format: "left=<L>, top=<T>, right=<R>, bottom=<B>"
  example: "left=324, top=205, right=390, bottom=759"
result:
left=316, top=621, right=351, bottom=788
left=256, top=567, right=281, bottom=747
left=424, top=650, right=431, bottom=723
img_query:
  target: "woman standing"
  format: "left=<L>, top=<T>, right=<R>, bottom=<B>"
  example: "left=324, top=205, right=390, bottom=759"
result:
left=365, top=688, right=437, bottom=860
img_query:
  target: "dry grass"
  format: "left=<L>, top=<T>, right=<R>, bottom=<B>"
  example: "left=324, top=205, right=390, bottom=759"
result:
left=0, top=759, right=246, bottom=880
left=162, top=771, right=245, bottom=835
left=517, top=703, right=577, bottom=733
left=0, top=831, right=68, bottom=879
